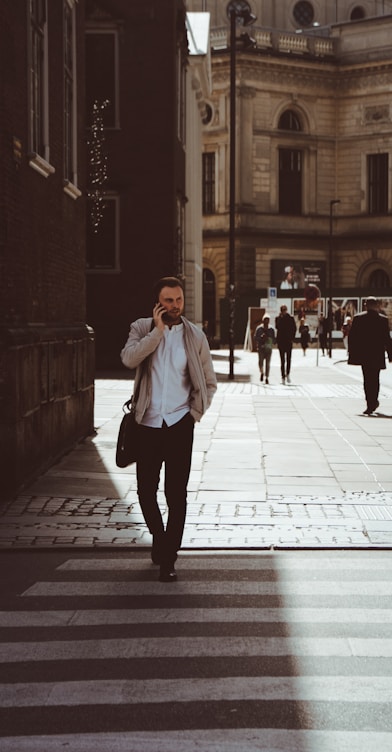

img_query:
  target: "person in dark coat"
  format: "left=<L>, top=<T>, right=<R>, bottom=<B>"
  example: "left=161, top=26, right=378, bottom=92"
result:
left=299, top=318, right=311, bottom=356
left=254, top=314, right=275, bottom=383
left=275, top=304, right=297, bottom=384
left=348, top=296, right=392, bottom=414
left=317, top=313, right=328, bottom=356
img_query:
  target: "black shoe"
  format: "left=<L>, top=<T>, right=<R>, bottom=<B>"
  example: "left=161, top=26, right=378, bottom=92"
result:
left=363, top=407, right=375, bottom=415
left=364, top=401, right=380, bottom=415
left=159, top=565, right=177, bottom=582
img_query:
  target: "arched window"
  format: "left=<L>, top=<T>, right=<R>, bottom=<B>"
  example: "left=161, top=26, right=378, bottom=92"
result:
left=202, top=103, right=213, bottom=126
left=350, top=7, right=366, bottom=21
left=278, top=111, right=303, bottom=215
left=369, top=269, right=390, bottom=289
left=278, top=110, right=302, bottom=132
left=293, top=1, right=315, bottom=28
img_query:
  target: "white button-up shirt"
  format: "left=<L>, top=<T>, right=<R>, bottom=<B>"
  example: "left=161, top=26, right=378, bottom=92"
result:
left=141, top=322, right=191, bottom=428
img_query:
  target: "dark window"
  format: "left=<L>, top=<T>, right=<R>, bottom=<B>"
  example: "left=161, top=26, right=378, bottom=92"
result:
left=368, top=153, right=388, bottom=215
left=238, top=246, right=256, bottom=292
left=351, top=7, right=366, bottom=20
left=369, top=269, right=390, bottom=289
left=293, top=1, right=315, bottom=27
left=279, top=148, right=302, bottom=215
left=278, top=110, right=302, bottom=132
left=202, top=153, right=216, bottom=214
left=87, top=197, right=117, bottom=270
left=86, top=32, right=116, bottom=128
left=64, top=1, right=74, bottom=181
left=202, top=104, right=213, bottom=126
left=30, top=0, right=47, bottom=155
left=177, top=47, right=186, bottom=144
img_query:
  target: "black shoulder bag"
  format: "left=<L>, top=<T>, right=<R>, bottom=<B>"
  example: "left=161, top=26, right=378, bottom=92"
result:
left=116, top=321, right=153, bottom=467
left=115, top=392, right=139, bottom=468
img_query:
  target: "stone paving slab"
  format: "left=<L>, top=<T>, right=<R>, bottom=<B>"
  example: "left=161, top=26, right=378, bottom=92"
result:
left=1, top=348, right=392, bottom=549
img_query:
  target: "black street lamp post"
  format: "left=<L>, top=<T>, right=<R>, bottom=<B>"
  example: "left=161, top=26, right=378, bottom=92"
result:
left=227, top=1, right=256, bottom=379
left=328, top=199, right=340, bottom=357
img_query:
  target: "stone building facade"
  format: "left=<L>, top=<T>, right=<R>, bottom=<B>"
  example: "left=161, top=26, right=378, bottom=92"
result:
left=187, top=0, right=392, bottom=342
left=0, top=0, right=94, bottom=501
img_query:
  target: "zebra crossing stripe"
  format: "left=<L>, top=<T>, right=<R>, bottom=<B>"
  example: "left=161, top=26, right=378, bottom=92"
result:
left=57, top=556, right=392, bottom=571
left=0, top=729, right=391, bottom=752
left=1, top=606, right=392, bottom=627
left=1, top=636, right=392, bottom=662
left=21, top=580, right=392, bottom=596
left=0, top=675, right=392, bottom=707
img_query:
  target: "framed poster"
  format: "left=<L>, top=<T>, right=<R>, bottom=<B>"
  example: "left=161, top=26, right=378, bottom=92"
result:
left=271, top=260, right=326, bottom=293
left=294, top=298, right=323, bottom=339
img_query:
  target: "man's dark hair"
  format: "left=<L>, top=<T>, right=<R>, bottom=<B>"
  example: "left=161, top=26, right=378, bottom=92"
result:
left=153, top=276, right=184, bottom=299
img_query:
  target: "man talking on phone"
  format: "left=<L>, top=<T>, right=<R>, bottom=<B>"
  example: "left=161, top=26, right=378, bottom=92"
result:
left=120, top=276, right=217, bottom=582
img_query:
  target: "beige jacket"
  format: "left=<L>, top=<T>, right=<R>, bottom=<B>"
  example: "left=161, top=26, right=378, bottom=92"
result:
left=120, top=316, right=217, bottom=423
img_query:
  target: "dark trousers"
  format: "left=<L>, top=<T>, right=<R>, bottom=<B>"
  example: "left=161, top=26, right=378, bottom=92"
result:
left=319, top=335, right=327, bottom=354
left=258, top=348, right=272, bottom=378
left=361, top=365, right=380, bottom=410
left=136, top=412, right=194, bottom=565
left=278, top=345, right=292, bottom=378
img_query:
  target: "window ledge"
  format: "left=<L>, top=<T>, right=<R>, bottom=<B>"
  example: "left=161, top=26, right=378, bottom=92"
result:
left=28, top=153, right=55, bottom=178
left=86, top=268, right=120, bottom=275
left=63, top=180, right=82, bottom=200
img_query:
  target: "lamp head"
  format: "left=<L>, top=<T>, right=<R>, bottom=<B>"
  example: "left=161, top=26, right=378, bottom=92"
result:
left=227, top=1, right=257, bottom=26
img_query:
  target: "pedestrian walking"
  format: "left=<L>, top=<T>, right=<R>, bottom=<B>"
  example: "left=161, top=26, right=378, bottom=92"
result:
left=316, top=313, right=328, bottom=355
left=254, top=314, right=275, bottom=383
left=276, top=304, right=297, bottom=384
left=348, top=296, right=392, bottom=415
left=342, top=315, right=352, bottom=352
left=120, top=276, right=217, bottom=581
left=299, top=318, right=311, bottom=356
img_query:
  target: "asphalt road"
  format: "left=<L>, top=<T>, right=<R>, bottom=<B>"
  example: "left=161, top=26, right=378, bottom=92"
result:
left=1, top=548, right=392, bottom=750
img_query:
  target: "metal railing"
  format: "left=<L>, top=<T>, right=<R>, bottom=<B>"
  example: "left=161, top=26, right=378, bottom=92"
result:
left=211, top=26, right=335, bottom=57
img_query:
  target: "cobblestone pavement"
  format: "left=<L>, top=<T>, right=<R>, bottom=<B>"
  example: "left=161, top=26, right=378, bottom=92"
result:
left=1, top=346, right=392, bottom=549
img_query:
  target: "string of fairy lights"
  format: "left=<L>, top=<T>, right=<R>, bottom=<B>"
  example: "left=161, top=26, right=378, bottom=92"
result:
left=87, top=99, right=109, bottom=233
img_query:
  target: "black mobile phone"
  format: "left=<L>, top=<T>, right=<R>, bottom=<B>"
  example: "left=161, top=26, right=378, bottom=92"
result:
left=156, top=302, right=170, bottom=322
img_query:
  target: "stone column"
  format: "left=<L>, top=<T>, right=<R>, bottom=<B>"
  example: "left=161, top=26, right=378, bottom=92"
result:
left=239, top=85, right=256, bottom=208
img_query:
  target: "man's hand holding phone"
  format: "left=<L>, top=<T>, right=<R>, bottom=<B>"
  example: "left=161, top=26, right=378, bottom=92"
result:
left=153, top=302, right=167, bottom=331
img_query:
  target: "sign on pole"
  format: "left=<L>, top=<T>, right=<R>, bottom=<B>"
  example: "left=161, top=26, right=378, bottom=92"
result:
left=268, top=287, right=278, bottom=314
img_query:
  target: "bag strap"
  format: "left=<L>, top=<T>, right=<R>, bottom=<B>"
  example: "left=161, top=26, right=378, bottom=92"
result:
left=123, top=397, right=133, bottom=413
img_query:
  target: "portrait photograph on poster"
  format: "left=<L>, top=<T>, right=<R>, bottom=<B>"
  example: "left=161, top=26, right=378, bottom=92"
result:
left=271, top=260, right=326, bottom=293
